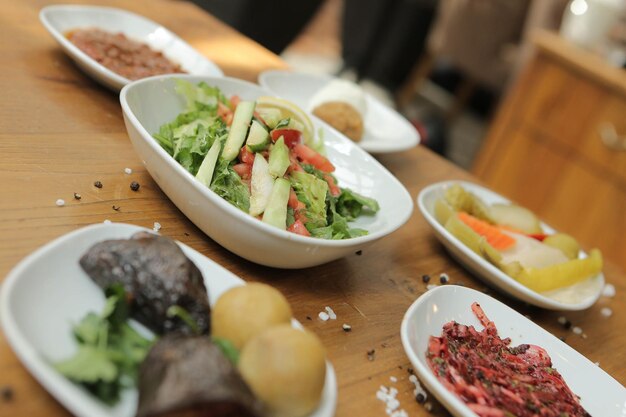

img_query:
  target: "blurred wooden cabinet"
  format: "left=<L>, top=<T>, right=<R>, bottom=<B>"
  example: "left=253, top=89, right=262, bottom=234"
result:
left=474, top=31, right=626, bottom=271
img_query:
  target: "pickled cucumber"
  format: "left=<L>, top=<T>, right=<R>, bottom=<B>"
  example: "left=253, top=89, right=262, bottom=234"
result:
left=488, top=203, right=542, bottom=234
left=543, top=233, right=580, bottom=260
left=444, top=184, right=493, bottom=222
left=444, top=213, right=482, bottom=255
left=515, top=249, right=603, bottom=292
left=434, top=198, right=455, bottom=225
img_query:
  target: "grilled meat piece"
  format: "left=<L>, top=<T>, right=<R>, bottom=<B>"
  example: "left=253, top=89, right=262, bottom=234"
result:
left=79, top=232, right=210, bottom=335
left=137, top=335, right=262, bottom=417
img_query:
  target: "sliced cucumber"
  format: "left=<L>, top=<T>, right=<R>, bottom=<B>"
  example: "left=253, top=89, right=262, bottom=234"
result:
left=222, top=101, right=255, bottom=162
left=195, top=139, right=222, bottom=187
left=249, top=153, right=274, bottom=216
left=245, top=120, right=270, bottom=152
left=262, top=178, right=290, bottom=230
left=256, top=107, right=282, bottom=129
left=268, top=137, right=290, bottom=178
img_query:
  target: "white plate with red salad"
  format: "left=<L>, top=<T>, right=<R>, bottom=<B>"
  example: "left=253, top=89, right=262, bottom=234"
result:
left=401, top=285, right=626, bottom=417
left=120, top=75, right=413, bottom=268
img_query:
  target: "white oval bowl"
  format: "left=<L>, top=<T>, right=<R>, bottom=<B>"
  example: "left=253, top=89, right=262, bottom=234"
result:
left=417, top=180, right=604, bottom=310
left=120, top=75, right=413, bottom=268
left=401, top=286, right=626, bottom=417
left=0, top=223, right=337, bottom=417
left=39, top=5, right=223, bottom=91
left=258, top=70, right=420, bottom=154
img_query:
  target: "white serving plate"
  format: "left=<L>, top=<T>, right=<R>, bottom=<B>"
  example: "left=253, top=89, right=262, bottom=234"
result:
left=39, top=5, right=223, bottom=91
left=401, top=285, right=626, bottom=417
left=258, top=70, right=420, bottom=154
left=0, top=223, right=337, bottom=417
left=417, top=180, right=604, bottom=310
left=120, top=75, right=413, bottom=269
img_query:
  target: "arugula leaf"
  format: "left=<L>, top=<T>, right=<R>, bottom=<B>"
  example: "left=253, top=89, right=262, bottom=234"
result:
left=210, top=158, right=250, bottom=212
left=55, top=345, right=118, bottom=383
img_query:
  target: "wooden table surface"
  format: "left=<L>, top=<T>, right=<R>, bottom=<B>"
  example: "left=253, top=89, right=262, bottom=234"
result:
left=0, top=1, right=624, bottom=416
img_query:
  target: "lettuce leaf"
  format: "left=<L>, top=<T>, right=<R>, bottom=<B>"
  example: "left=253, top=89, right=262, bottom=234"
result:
left=175, top=79, right=230, bottom=112
left=289, top=171, right=329, bottom=229
left=309, top=194, right=368, bottom=239
left=335, top=188, right=380, bottom=220
left=210, top=159, right=250, bottom=212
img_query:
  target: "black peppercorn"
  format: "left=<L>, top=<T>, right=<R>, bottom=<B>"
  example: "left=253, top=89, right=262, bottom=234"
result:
left=422, top=274, right=431, bottom=283
left=130, top=181, right=140, bottom=191
left=94, top=181, right=103, bottom=188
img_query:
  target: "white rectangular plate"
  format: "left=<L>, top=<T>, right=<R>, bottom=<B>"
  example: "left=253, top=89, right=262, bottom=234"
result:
left=40, top=5, right=223, bottom=91
left=417, top=180, right=604, bottom=310
left=0, top=223, right=336, bottom=417
left=258, top=70, right=420, bottom=154
left=401, top=285, right=626, bottom=417
left=120, top=75, right=413, bottom=268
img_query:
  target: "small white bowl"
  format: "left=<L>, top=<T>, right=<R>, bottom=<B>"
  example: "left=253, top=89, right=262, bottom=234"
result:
left=39, top=5, right=223, bottom=91
left=258, top=70, right=420, bottom=154
left=417, top=180, right=604, bottom=310
left=0, top=223, right=337, bottom=417
left=120, top=75, right=413, bottom=268
left=401, top=286, right=626, bottom=417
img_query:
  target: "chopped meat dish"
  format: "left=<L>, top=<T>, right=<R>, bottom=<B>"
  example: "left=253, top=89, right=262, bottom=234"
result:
left=67, top=28, right=185, bottom=80
left=427, top=303, right=591, bottom=417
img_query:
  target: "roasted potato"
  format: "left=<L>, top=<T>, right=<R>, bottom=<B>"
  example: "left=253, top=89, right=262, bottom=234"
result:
left=211, top=283, right=292, bottom=350
left=238, top=325, right=326, bottom=417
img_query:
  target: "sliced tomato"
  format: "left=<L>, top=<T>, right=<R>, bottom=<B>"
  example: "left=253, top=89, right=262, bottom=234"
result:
left=527, top=233, right=549, bottom=242
left=287, top=219, right=310, bottom=236
left=292, top=144, right=335, bottom=172
left=233, top=163, right=252, bottom=180
left=217, top=101, right=233, bottom=126
left=288, top=188, right=306, bottom=210
left=294, top=210, right=309, bottom=224
left=239, top=146, right=255, bottom=164
left=287, top=152, right=304, bottom=173
left=271, top=129, right=302, bottom=148
left=323, top=174, right=341, bottom=197
left=229, top=95, right=241, bottom=110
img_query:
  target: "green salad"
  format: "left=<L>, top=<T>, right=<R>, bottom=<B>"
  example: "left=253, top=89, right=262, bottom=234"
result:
left=153, top=80, right=379, bottom=239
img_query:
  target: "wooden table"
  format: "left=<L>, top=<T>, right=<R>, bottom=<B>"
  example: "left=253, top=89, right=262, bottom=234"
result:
left=0, top=1, right=624, bottom=416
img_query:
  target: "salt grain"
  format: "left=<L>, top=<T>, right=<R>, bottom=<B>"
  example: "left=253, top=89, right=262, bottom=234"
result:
left=124, top=167, right=132, bottom=174
left=602, top=283, right=616, bottom=298
left=325, top=306, right=337, bottom=320
left=55, top=199, right=65, bottom=207
left=153, top=222, right=161, bottom=232
left=103, top=219, right=112, bottom=224
left=424, top=402, right=433, bottom=412
left=342, top=323, right=352, bottom=332
left=375, top=385, right=407, bottom=417
left=572, top=326, right=583, bottom=335
left=557, top=316, right=568, bottom=325
left=601, top=307, right=613, bottom=318
left=389, top=376, right=397, bottom=383
left=318, top=312, right=330, bottom=321
left=409, top=374, right=428, bottom=403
